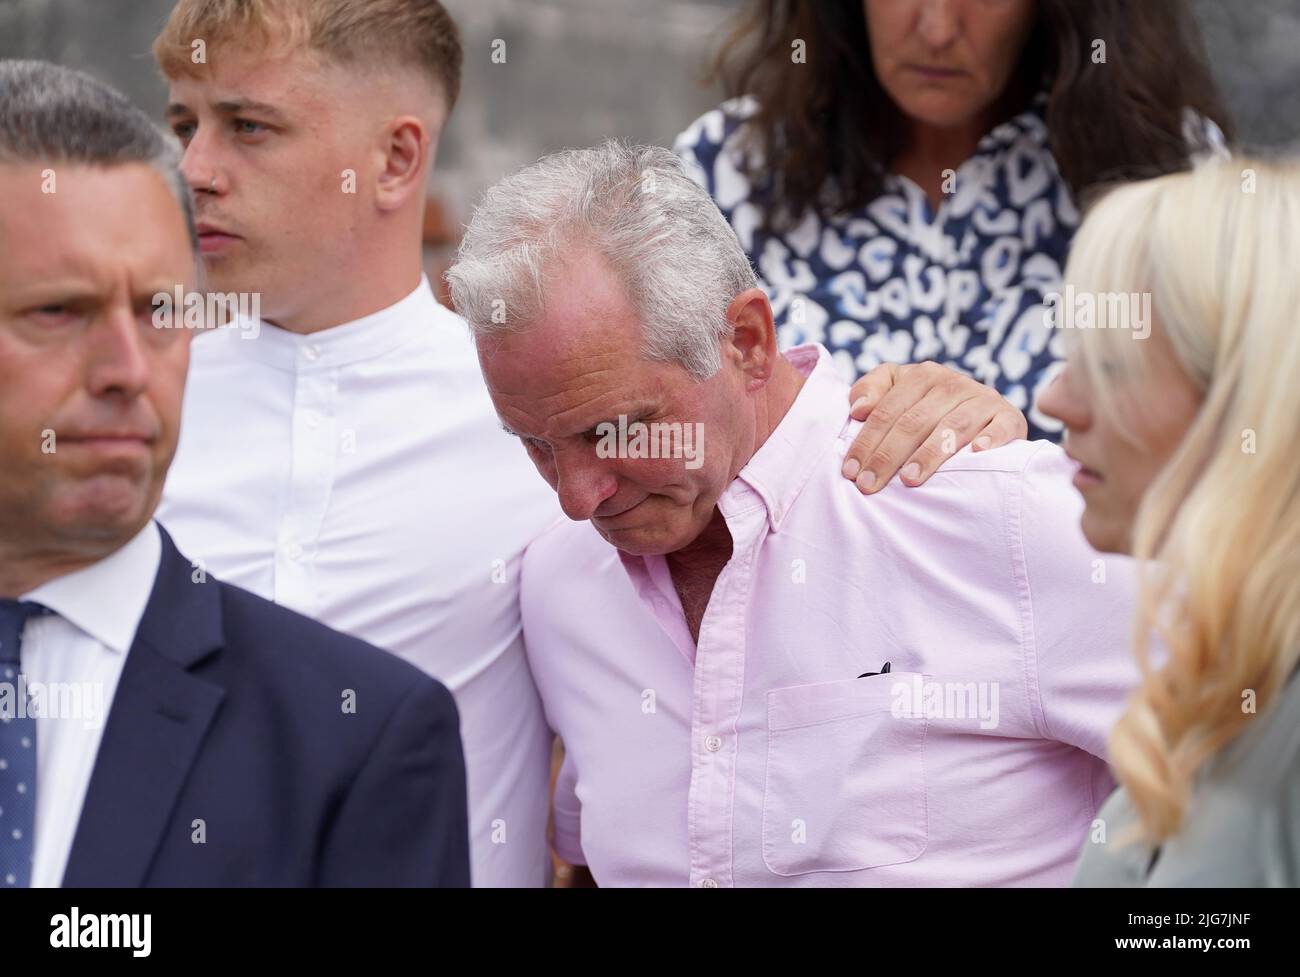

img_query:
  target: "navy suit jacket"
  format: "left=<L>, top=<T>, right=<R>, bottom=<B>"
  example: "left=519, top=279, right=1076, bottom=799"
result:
left=60, top=526, right=470, bottom=887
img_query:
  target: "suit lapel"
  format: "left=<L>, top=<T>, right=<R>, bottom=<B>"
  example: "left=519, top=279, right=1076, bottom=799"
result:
left=61, top=525, right=226, bottom=887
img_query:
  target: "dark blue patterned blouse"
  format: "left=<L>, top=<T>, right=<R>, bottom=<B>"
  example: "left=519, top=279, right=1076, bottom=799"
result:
left=676, top=94, right=1082, bottom=441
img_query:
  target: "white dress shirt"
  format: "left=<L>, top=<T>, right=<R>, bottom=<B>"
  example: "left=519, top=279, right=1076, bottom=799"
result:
left=156, top=277, right=561, bottom=887
left=19, top=522, right=161, bottom=887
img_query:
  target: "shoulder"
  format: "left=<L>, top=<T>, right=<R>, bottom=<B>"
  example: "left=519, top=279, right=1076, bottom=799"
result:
left=1242, top=676, right=1300, bottom=883
left=521, top=516, right=615, bottom=584
left=866, top=439, right=1080, bottom=522
left=213, top=577, right=458, bottom=721
left=843, top=438, right=1121, bottom=601
left=674, top=96, right=758, bottom=147
left=934, top=438, right=1065, bottom=477
left=673, top=96, right=762, bottom=203
left=187, top=322, right=250, bottom=366
left=1071, top=787, right=1148, bottom=887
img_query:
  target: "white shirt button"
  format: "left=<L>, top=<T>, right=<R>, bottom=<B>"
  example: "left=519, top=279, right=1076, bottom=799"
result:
left=704, top=735, right=722, bottom=752
left=303, top=344, right=321, bottom=362
left=284, top=541, right=304, bottom=560
left=701, top=878, right=718, bottom=888
left=303, top=410, right=321, bottom=429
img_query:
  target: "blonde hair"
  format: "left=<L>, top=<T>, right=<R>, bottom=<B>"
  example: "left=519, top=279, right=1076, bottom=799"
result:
left=153, top=0, right=463, bottom=109
left=1062, top=157, right=1300, bottom=844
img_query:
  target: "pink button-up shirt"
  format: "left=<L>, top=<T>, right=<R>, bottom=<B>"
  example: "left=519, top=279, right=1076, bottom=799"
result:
left=521, top=344, right=1138, bottom=886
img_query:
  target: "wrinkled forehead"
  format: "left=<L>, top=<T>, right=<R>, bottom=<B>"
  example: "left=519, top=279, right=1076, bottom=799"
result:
left=478, top=321, right=645, bottom=408
left=0, top=162, right=194, bottom=289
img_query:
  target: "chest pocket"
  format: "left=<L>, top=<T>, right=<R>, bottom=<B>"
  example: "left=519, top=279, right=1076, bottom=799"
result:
left=762, top=673, right=929, bottom=876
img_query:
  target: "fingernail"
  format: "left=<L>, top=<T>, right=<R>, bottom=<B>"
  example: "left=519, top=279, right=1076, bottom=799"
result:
left=856, top=471, right=877, bottom=493
left=973, top=436, right=991, bottom=451
left=842, top=458, right=861, bottom=480
left=850, top=397, right=869, bottom=417
left=902, top=462, right=920, bottom=483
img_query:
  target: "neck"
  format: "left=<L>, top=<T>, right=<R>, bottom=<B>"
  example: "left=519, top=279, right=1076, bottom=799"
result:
left=902, top=121, right=986, bottom=176
left=671, top=355, right=807, bottom=570
left=269, top=223, right=426, bottom=335
left=895, top=85, right=1031, bottom=202
left=666, top=508, right=733, bottom=580
left=749, top=355, right=807, bottom=459
left=0, top=542, right=113, bottom=598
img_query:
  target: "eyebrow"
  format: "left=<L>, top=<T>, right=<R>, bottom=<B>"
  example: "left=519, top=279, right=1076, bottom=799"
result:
left=500, top=407, right=655, bottom=441
left=165, top=99, right=289, bottom=123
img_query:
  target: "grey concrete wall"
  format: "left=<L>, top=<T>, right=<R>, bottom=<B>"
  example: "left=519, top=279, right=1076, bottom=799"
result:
left=2, top=0, right=1297, bottom=227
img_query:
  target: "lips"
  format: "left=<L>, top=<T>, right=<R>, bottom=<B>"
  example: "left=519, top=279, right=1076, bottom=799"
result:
left=595, top=497, right=646, bottom=520
left=195, top=221, right=235, bottom=237
left=907, top=64, right=965, bottom=80
left=59, top=424, right=155, bottom=445
left=1065, top=451, right=1104, bottom=485
left=195, top=222, right=241, bottom=255
left=62, top=432, right=153, bottom=448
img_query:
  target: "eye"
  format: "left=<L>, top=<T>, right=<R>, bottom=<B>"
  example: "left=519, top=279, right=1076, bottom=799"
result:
left=171, top=121, right=196, bottom=144
left=234, top=119, right=267, bottom=137
left=25, top=302, right=80, bottom=328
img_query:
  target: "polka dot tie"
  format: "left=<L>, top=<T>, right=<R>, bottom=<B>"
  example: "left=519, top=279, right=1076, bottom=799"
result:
left=0, top=599, right=51, bottom=887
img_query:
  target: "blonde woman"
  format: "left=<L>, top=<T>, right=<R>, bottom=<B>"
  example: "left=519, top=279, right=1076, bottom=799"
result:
left=1037, top=157, right=1300, bottom=886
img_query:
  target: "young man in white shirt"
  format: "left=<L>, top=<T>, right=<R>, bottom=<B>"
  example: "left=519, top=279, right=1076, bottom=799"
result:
left=150, top=0, right=560, bottom=887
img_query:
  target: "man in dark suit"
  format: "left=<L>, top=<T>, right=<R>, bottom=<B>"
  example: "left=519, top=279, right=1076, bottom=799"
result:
left=0, top=59, right=469, bottom=887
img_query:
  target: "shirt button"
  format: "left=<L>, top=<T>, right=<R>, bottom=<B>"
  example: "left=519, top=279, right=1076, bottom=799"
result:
left=701, top=878, right=719, bottom=888
left=285, top=541, right=304, bottom=560
left=704, top=735, right=722, bottom=752
left=303, top=344, right=321, bottom=362
left=303, top=410, right=321, bottom=429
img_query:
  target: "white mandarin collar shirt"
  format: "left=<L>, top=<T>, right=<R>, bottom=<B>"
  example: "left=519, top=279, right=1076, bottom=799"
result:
left=157, top=277, right=562, bottom=887
left=18, top=521, right=160, bottom=886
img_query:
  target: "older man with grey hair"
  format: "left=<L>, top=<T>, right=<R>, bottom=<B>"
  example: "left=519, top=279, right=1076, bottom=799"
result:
left=448, top=140, right=1141, bottom=887
left=0, top=60, right=468, bottom=887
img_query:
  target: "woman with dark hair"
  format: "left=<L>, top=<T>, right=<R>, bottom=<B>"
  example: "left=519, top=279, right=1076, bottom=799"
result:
left=676, top=0, right=1231, bottom=490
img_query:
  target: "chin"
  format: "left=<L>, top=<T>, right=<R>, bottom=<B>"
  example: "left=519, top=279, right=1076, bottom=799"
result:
left=1079, top=509, right=1130, bottom=556
left=897, top=94, right=982, bottom=131
left=593, top=519, right=693, bottom=557
left=201, top=261, right=243, bottom=294
left=49, top=480, right=154, bottom=539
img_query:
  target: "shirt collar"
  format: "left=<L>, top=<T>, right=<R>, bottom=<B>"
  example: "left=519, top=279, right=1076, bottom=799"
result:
left=972, top=90, right=1050, bottom=157
left=720, top=343, right=849, bottom=534
left=22, top=521, right=162, bottom=655
left=229, top=275, right=445, bottom=371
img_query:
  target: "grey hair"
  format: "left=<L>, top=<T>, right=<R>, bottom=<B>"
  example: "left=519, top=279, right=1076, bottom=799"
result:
left=0, top=59, right=197, bottom=251
left=445, top=139, right=759, bottom=379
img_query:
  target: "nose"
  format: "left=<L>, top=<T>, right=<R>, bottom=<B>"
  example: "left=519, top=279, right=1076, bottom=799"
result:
left=85, top=304, right=151, bottom=402
left=553, top=447, right=620, bottom=522
left=1035, top=362, right=1090, bottom=433
left=917, top=0, right=960, bottom=49
left=179, top=126, right=220, bottom=196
